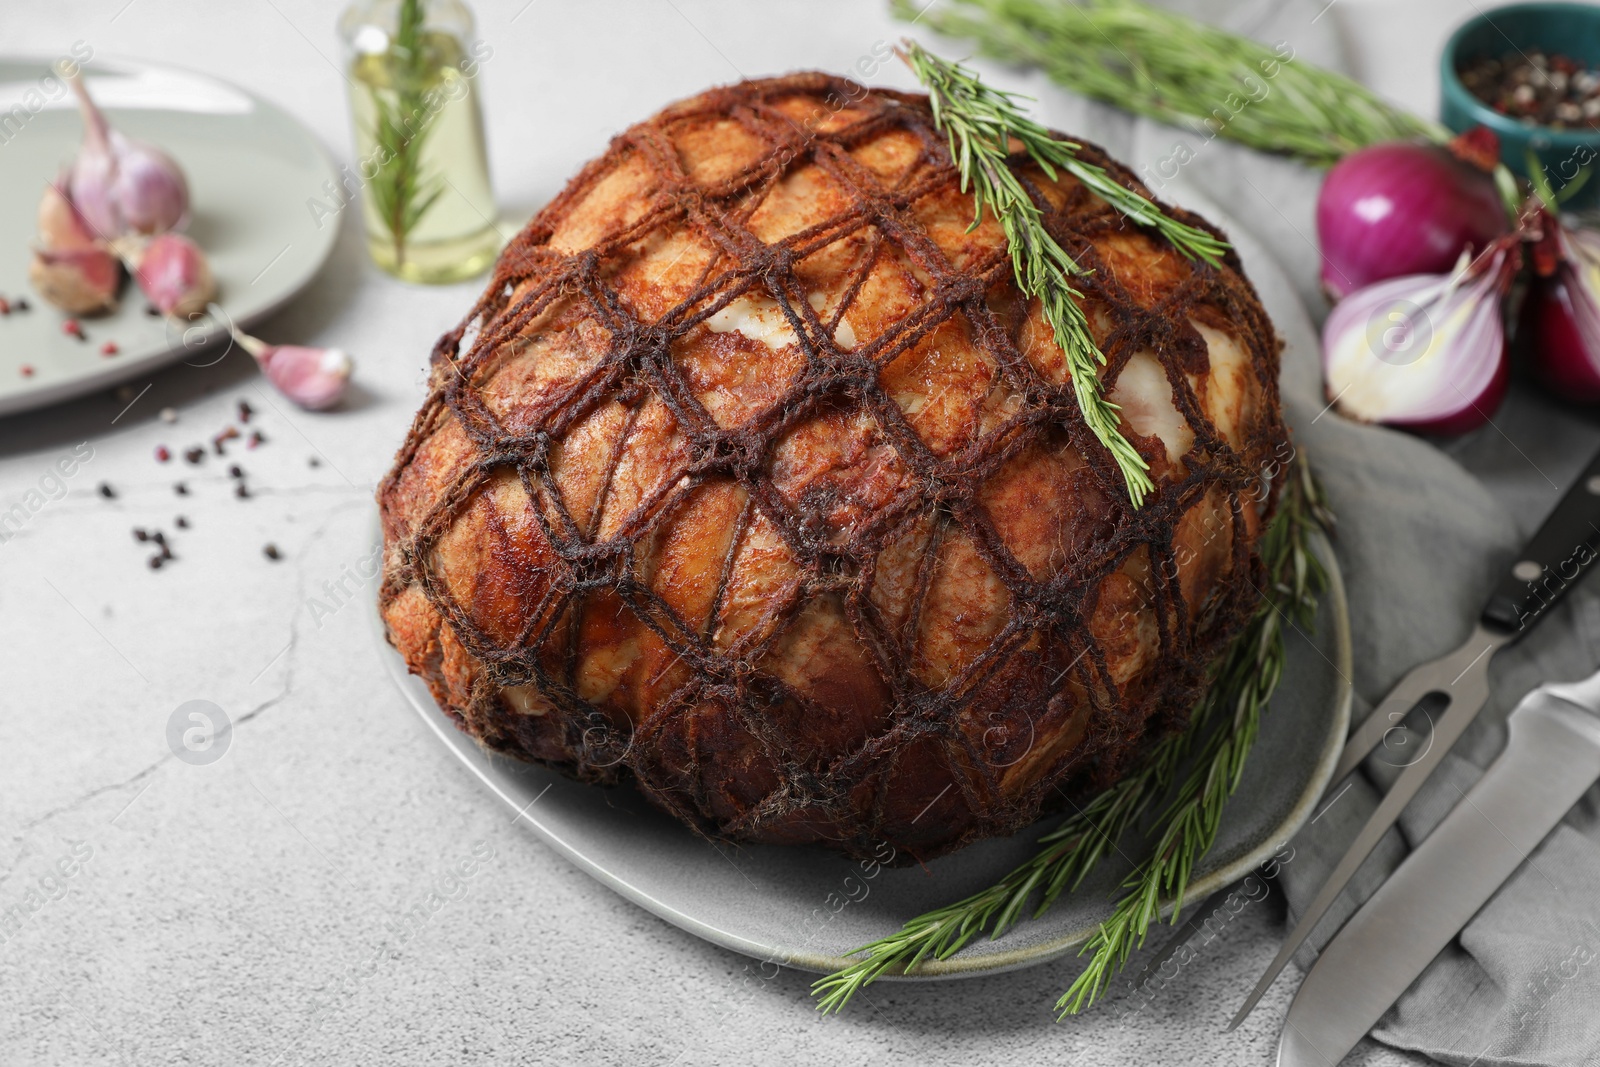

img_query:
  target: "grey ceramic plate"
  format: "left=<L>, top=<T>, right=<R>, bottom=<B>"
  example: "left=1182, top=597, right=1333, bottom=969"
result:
left=0, top=56, right=340, bottom=416
left=372, top=527, right=1349, bottom=979
left=370, top=179, right=1352, bottom=978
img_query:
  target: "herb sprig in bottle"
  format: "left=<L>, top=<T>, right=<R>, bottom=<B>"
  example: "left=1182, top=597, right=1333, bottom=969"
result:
left=338, top=0, right=501, bottom=283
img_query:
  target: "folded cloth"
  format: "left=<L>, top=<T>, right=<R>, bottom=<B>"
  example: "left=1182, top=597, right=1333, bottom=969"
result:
left=1155, top=3, right=1600, bottom=1064
left=1004, top=0, right=1600, bottom=1063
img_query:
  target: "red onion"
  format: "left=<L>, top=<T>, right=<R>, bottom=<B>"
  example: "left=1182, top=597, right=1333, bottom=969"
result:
left=1321, top=245, right=1516, bottom=434
left=1522, top=215, right=1600, bottom=402
left=1317, top=140, right=1508, bottom=301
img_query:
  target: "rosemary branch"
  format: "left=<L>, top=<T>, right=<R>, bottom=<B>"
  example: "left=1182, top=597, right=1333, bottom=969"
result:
left=895, top=0, right=1438, bottom=168
left=812, top=452, right=1331, bottom=1016
left=366, top=0, right=446, bottom=268
left=903, top=42, right=1229, bottom=508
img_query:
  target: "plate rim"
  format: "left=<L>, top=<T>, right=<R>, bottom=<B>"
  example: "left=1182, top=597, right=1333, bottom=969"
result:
left=371, top=525, right=1352, bottom=980
left=0, top=52, right=342, bottom=418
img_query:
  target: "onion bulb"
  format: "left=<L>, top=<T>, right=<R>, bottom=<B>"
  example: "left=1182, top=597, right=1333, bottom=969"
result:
left=1321, top=246, right=1516, bottom=434
left=1317, top=138, right=1508, bottom=301
left=1521, top=213, right=1600, bottom=402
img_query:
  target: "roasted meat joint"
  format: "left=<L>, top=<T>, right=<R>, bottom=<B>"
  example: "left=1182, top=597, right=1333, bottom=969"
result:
left=377, top=73, right=1285, bottom=862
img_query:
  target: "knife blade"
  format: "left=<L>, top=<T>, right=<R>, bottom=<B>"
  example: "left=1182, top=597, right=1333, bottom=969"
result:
left=1228, top=445, right=1600, bottom=1031
left=1277, top=667, right=1600, bottom=1067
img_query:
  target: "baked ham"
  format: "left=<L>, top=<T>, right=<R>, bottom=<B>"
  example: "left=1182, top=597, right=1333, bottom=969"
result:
left=378, top=73, right=1285, bottom=862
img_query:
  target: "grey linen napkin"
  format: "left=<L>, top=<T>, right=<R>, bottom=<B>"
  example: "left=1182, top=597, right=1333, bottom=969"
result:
left=964, top=0, right=1600, bottom=1062
left=1152, top=4, right=1600, bottom=1065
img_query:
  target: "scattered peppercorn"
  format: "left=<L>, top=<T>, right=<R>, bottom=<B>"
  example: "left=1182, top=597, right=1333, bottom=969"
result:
left=14, top=299, right=28, bottom=312
left=155, top=445, right=171, bottom=462
left=100, top=341, right=119, bottom=356
left=238, top=400, right=253, bottom=423
left=308, top=456, right=321, bottom=468
left=263, top=543, right=281, bottom=560
left=184, top=447, right=204, bottom=464
left=247, top=430, right=266, bottom=449
left=148, top=555, right=164, bottom=570
left=133, top=528, right=149, bottom=542
left=145, top=305, right=160, bottom=317
left=175, top=515, right=189, bottom=529
left=97, top=482, right=115, bottom=499
left=234, top=482, right=250, bottom=499
left=151, top=531, right=166, bottom=547
left=228, top=465, right=243, bottom=479
left=174, top=482, right=189, bottom=496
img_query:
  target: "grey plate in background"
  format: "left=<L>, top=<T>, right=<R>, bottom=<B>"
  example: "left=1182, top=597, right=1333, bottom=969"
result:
left=0, top=56, right=341, bottom=416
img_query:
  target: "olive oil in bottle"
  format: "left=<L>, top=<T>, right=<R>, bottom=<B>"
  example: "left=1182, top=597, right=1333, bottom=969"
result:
left=339, top=0, right=500, bottom=284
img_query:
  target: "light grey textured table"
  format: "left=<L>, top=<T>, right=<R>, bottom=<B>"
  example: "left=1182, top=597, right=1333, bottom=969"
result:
left=0, top=2, right=1468, bottom=1064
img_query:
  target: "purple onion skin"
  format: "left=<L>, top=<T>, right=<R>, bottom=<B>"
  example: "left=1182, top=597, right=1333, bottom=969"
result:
left=1524, top=277, right=1600, bottom=403
left=1317, top=143, right=1508, bottom=301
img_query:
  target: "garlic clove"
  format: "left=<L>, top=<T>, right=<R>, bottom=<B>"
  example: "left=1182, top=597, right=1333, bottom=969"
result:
left=68, top=72, right=190, bottom=237
left=256, top=345, right=353, bottom=410
left=38, top=178, right=101, bottom=249
left=29, top=246, right=121, bottom=316
left=129, top=233, right=215, bottom=318
left=219, top=311, right=354, bottom=410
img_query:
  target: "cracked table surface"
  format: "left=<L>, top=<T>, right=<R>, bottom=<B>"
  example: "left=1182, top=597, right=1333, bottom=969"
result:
left=0, top=1, right=1459, bottom=1065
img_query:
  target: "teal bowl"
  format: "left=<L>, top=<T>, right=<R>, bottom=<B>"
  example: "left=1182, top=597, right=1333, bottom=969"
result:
left=1441, top=2, right=1600, bottom=209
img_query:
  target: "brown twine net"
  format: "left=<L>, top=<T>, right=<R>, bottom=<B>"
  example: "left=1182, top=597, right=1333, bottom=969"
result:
left=378, top=73, right=1284, bottom=864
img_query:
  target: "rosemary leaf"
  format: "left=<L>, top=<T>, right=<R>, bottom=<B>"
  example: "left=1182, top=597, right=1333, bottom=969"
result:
left=903, top=42, right=1228, bottom=507
left=812, top=452, right=1331, bottom=1017
left=365, top=0, right=446, bottom=268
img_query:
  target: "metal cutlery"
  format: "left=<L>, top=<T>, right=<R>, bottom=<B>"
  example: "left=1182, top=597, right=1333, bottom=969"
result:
left=1228, top=445, right=1600, bottom=1030
left=1277, top=665, right=1600, bottom=1066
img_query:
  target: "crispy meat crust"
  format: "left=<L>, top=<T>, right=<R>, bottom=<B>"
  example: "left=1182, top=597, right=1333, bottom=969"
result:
left=377, top=73, right=1285, bottom=862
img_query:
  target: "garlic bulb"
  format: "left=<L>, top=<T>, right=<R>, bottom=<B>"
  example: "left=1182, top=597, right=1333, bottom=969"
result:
left=68, top=73, right=190, bottom=238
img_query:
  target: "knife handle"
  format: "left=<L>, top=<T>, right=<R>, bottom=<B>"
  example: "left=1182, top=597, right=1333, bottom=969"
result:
left=1481, top=446, right=1600, bottom=634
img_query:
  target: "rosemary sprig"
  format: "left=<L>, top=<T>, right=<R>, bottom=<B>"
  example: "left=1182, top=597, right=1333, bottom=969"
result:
left=903, top=42, right=1229, bottom=507
left=895, top=0, right=1438, bottom=168
left=366, top=0, right=445, bottom=268
left=813, top=453, right=1331, bottom=1016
